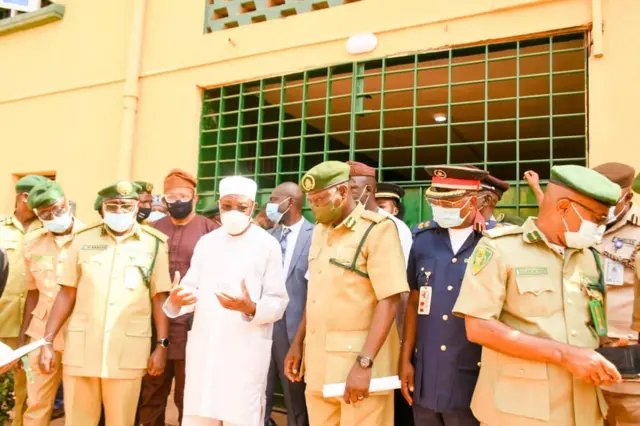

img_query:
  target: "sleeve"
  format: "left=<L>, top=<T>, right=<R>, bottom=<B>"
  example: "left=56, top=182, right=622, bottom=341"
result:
left=163, top=239, right=202, bottom=319
left=406, top=242, right=419, bottom=291
left=149, top=240, right=171, bottom=297
left=0, top=249, right=7, bottom=298
left=247, top=239, right=289, bottom=326
left=632, top=255, right=640, bottom=332
left=58, top=240, right=81, bottom=288
left=367, top=219, right=410, bottom=300
left=24, top=250, right=37, bottom=291
left=452, top=237, right=507, bottom=320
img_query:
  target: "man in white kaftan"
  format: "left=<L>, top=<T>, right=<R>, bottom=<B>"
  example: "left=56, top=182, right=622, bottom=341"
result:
left=164, top=176, right=289, bottom=426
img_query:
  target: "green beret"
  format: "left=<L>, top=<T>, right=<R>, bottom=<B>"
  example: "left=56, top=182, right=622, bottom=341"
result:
left=16, top=175, right=49, bottom=194
left=300, top=161, right=350, bottom=193
left=27, top=181, right=65, bottom=210
left=550, top=165, right=621, bottom=206
left=98, top=180, right=141, bottom=200
left=94, top=195, right=103, bottom=211
left=135, top=181, right=154, bottom=194
left=632, top=172, right=640, bottom=195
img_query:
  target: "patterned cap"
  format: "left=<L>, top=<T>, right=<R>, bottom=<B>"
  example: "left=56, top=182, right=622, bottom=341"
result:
left=27, top=181, right=65, bottom=210
left=550, top=165, right=621, bottom=206
left=300, top=161, right=350, bottom=194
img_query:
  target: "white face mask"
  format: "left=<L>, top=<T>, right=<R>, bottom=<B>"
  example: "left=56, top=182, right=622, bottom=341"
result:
left=42, top=212, right=73, bottom=234
left=221, top=210, right=252, bottom=235
left=148, top=211, right=166, bottom=222
left=431, top=199, right=471, bottom=229
left=104, top=212, right=136, bottom=233
left=563, top=203, right=606, bottom=249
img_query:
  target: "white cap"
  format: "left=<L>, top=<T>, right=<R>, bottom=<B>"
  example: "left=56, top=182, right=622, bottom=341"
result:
left=219, top=176, right=257, bottom=201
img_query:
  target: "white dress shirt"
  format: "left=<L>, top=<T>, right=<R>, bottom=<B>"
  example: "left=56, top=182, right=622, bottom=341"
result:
left=448, top=226, right=474, bottom=255
left=378, top=208, right=412, bottom=266
left=281, top=218, right=304, bottom=275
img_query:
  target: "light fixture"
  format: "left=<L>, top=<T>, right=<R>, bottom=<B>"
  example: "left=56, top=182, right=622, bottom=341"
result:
left=346, top=33, right=378, bottom=55
left=433, top=113, right=447, bottom=123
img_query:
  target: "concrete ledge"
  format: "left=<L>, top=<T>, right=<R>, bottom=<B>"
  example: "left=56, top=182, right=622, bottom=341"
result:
left=0, top=3, right=65, bottom=37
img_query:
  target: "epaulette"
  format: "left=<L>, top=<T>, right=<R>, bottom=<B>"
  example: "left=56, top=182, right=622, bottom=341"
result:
left=140, top=225, right=169, bottom=243
left=412, top=220, right=436, bottom=237
left=361, top=209, right=385, bottom=224
left=495, top=212, right=506, bottom=222
left=484, top=225, right=524, bottom=239
left=75, top=222, right=103, bottom=235
left=24, top=227, right=47, bottom=242
left=0, top=216, right=12, bottom=226
left=629, top=213, right=640, bottom=227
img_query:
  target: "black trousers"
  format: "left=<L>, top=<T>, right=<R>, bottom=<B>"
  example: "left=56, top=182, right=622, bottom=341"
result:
left=412, top=404, right=478, bottom=426
left=395, top=389, right=414, bottom=425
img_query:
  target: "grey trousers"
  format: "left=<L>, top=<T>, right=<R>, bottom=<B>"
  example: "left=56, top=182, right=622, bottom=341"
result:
left=264, top=320, right=309, bottom=426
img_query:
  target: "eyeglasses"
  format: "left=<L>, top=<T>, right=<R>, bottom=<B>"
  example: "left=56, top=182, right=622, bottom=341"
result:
left=164, top=193, right=193, bottom=203
left=103, top=202, right=137, bottom=214
left=36, top=204, right=68, bottom=221
left=427, top=197, right=471, bottom=209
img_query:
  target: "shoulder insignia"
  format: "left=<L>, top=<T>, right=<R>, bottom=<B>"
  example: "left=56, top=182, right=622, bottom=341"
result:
left=630, top=214, right=640, bottom=227
left=75, top=222, right=103, bottom=235
left=471, top=245, right=494, bottom=275
left=495, top=212, right=505, bottom=222
left=484, top=225, right=524, bottom=239
left=412, top=220, right=435, bottom=237
left=361, top=209, right=385, bottom=224
left=140, top=225, right=169, bottom=243
left=24, top=227, right=47, bottom=243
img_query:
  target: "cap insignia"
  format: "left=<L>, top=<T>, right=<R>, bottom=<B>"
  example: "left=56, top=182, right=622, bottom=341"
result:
left=117, top=181, right=133, bottom=196
left=433, top=169, right=447, bottom=178
left=146, top=183, right=153, bottom=192
left=301, top=174, right=316, bottom=192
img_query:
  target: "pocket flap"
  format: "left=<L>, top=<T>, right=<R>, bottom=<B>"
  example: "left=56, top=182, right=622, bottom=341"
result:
left=515, top=275, right=554, bottom=296
left=125, top=316, right=152, bottom=337
left=497, top=353, right=548, bottom=379
left=31, top=303, right=48, bottom=320
left=325, top=330, right=367, bottom=353
left=67, top=314, right=87, bottom=331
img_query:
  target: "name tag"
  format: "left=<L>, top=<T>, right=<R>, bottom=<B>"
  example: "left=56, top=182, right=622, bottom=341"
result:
left=515, top=267, right=548, bottom=276
left=81, top=244, right=108, bottom=251
left=604, top=258, right=624, bottom=286
left=418, top=286, right=432, bottom=316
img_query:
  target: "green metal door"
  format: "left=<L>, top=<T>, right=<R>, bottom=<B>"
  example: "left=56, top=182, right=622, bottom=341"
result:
left=198, top=32, right=587, bottom=228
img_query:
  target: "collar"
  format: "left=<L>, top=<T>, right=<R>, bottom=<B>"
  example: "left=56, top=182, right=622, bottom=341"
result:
left=101, top=223, right=142, bottom=241
left=10, top=214, right=41, bottom=233
left=605, top=203, right=640, bottom=234
left=520, top=217, right=565, bottom=256
left=336, top=202, right=365, bottom=231
left=282, top=218, right=304, bottom=234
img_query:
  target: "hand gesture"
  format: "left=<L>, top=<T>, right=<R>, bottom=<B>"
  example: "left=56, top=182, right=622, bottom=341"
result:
left=523, top=170, right=540, bottom=186
left=38, top=344, right=56, bottom=374
left=169, top=272, right=197, bottom=307
left=284, top=342, right=303, bottom=382
left=399, top=360, right=415, bottom=405
left=563, top=346, right=622, bottom=386
left=147, top=346, right=167, bottom=376
left=216, top=279, right=256, bottom=317
left=343, top=363, right=372, bottom=404
left=0, top=359, right=19, bottom=375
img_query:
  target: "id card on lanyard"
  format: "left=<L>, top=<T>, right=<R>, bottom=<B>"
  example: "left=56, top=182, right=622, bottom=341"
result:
left=418, top=269, right=432, bottom=316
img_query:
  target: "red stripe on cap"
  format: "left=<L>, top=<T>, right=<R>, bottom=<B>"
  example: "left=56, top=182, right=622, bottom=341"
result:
left=432, top=176, right=481, bottom=190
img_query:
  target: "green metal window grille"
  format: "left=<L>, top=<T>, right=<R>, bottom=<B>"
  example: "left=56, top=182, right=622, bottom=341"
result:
left=198, top=32, right=587, bottom=228
left=204, top=0, right=363, bottom=33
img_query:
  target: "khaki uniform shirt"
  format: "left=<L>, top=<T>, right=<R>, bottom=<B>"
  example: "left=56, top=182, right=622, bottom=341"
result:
left=58, top=223, right=171, bottom=379
left=453, top=218, right=606, bottom=426
left=595, top=205, right=640, bottom=394
left=304, top=203, right=409, bottom=391
left=23, top=218, right=84, bottom=352
left=0, top=216, right=42, bottom=338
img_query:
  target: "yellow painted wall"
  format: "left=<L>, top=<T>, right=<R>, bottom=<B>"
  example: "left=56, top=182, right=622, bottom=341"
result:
left=0, top=0, right=638, bottom=222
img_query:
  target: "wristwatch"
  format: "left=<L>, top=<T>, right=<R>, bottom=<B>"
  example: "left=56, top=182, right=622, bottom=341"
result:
left=156, top=338, right=169, bottom=348
left=356, top=355, right=374, bottom=369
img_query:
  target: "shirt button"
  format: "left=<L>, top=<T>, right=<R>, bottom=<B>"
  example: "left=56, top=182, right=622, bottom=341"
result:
left=477, top=361, right=482, bottom=367
left=567, top=299, right=573, bottom=305
left=452, top=258, right=458, bottom=264
left=447, top=286, right=453, bottom=291
left=571, top=330, right=577, bottom=337
left=347, top=345, right=353, bottom=351
left=440, top=345, right=447, bottom=352
left=442, top=315, right=449, bottom=321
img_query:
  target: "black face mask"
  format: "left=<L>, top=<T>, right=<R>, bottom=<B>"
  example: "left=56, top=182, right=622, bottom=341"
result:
left=137, top=207, right=151, bottom=223
left=168, top=200, right=193, bottom=220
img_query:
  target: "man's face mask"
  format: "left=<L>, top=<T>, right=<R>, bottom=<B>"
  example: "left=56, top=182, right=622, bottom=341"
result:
left=311, top=187, right=345, bottom=225
left=563, top=203, right=606, bottom=249
left=430, top=198, right=472, bottom=229
left=265, top=198, right=291, bottom=224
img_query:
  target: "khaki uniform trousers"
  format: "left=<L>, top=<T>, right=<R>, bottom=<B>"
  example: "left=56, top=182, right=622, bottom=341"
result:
left=63, top=375, right=142, bottom=426
left=23, top=348, right=62, bottom=426
left=305, top=389, right=394, bottom=426
left=182, top=416, right=243, bottom=426
left=603, top=390, right=640, bottom=426
left=1, top=337, right=27, bottom=426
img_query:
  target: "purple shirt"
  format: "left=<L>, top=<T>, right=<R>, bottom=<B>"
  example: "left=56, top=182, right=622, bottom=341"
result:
left=152, top=214, right=218, bottom=359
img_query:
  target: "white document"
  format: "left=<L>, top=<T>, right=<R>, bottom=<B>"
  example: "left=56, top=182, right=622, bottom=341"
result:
left=0, top=338, right=48, bottom=367
left=322, top=375, right=402, bottom=398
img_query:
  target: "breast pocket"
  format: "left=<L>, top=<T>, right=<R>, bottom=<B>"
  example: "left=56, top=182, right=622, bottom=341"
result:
left=30, top=262, right=54, bottom=285
left=414, top=258, right=437, bottom=289
left=512, top=275, right=559, bottom=317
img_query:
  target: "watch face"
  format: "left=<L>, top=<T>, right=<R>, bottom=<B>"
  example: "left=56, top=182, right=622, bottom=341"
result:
left=359, top=356, right=371, bottom=368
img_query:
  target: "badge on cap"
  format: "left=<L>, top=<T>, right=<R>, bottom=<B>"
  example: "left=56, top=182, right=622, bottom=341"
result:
left=146, top=183, right=153, bottom=192
left=301, top=174, right=315, bottom=192
left=433, top=169, right=447, bottom=178
left=117, top=181, right=133, bottom=196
